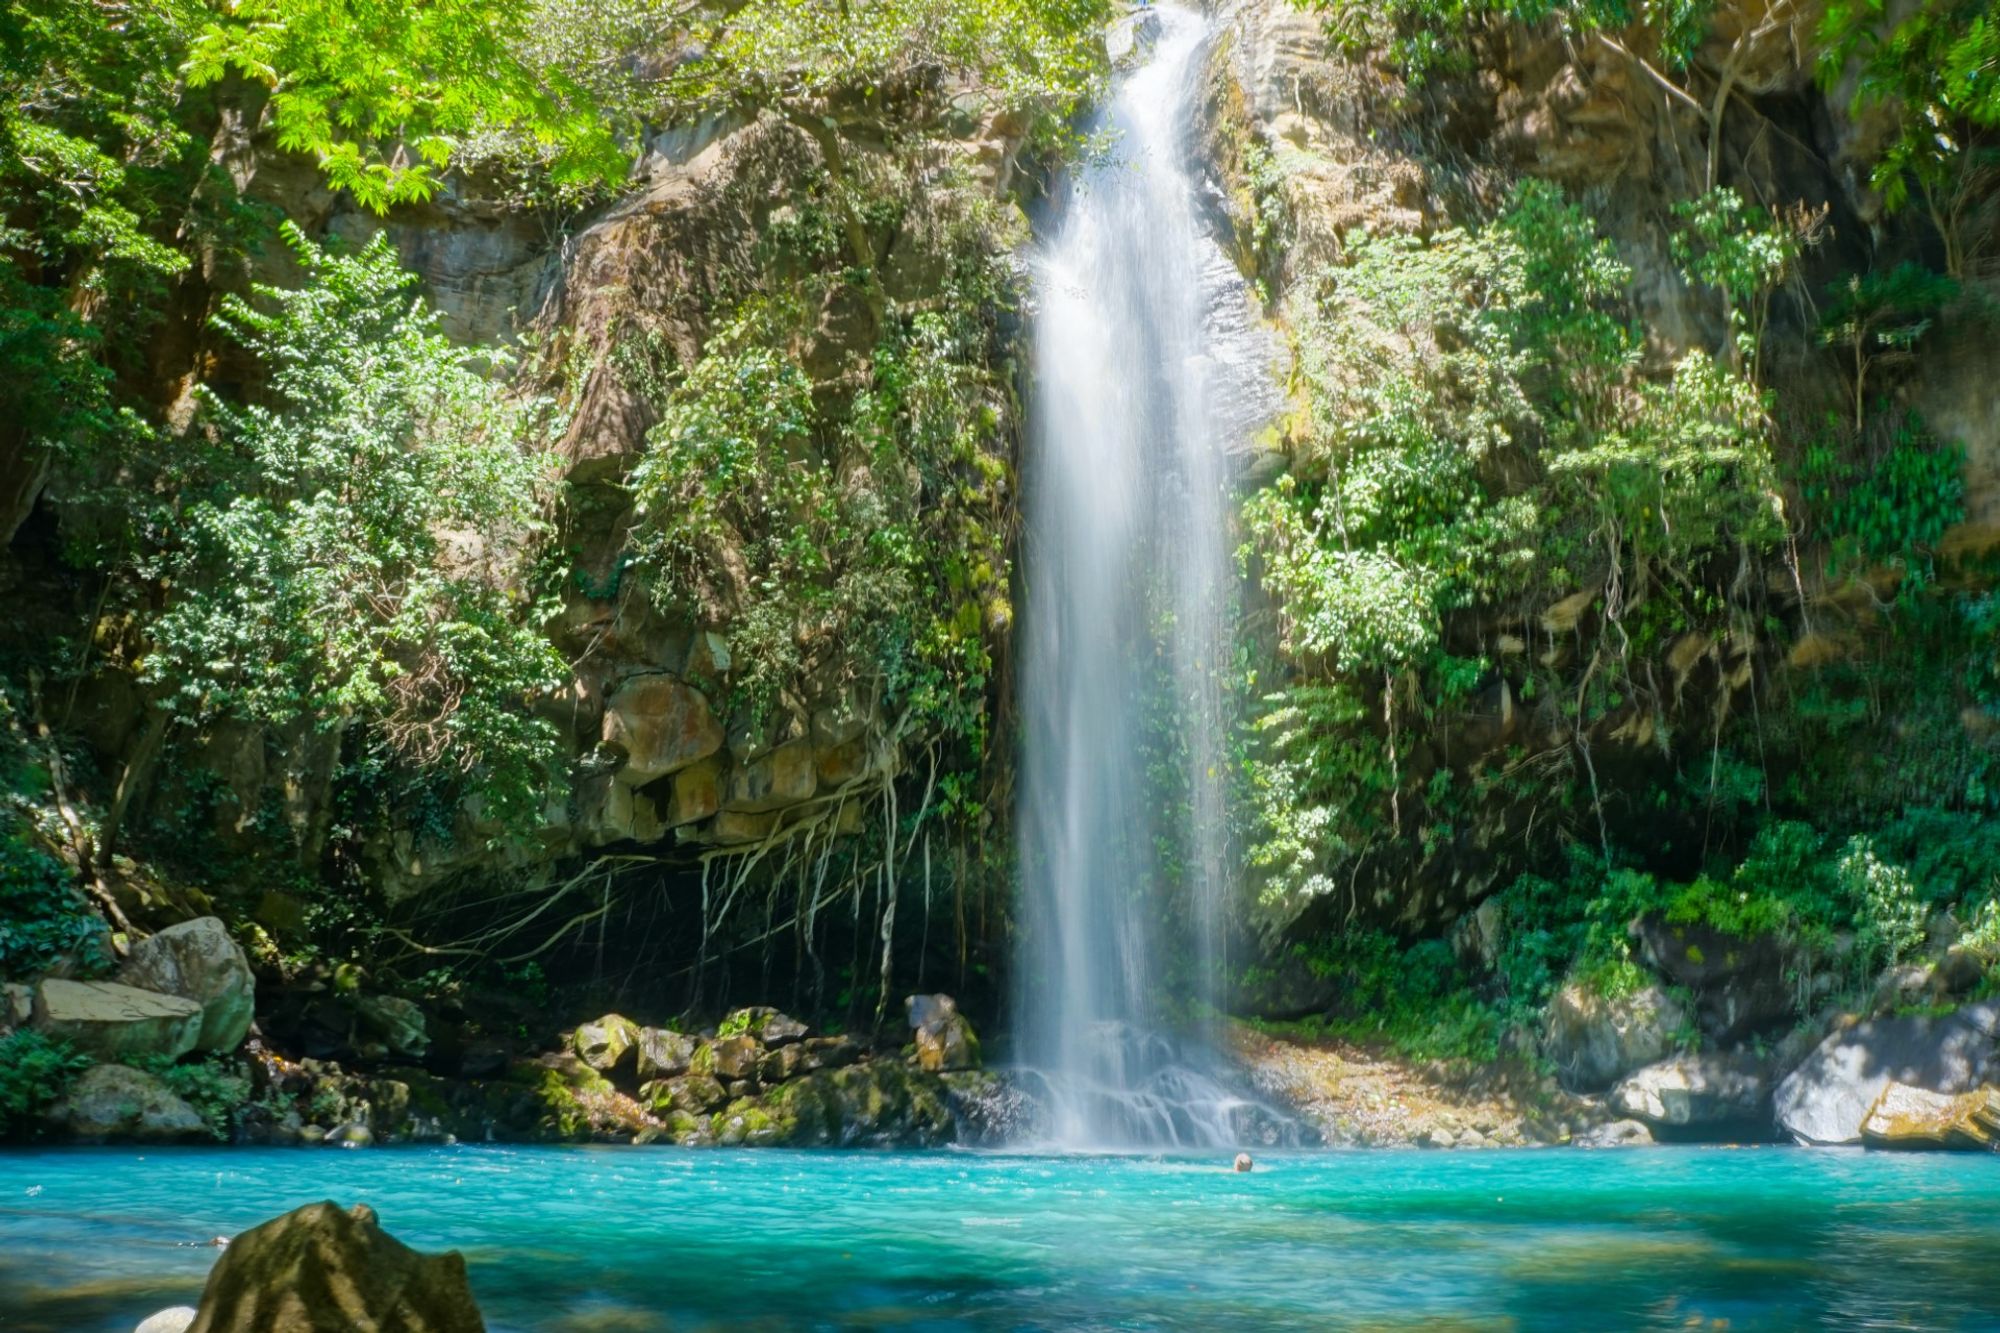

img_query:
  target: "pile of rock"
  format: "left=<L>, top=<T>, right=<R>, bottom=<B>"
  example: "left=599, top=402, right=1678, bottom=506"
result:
left=539, top=994, right=989, bottom=1147
left=4, top=918, right=257, bottom=1143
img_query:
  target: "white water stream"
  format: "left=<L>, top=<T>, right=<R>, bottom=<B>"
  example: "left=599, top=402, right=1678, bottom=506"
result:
left=1014, top=4, right=1286, bottom=1149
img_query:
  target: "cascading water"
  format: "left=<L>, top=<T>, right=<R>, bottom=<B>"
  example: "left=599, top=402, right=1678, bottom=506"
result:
left=1014, top=3, right=1289, bottom=1149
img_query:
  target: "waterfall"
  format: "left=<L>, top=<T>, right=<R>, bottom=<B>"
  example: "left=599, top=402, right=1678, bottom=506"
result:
left=1013, top=3, right=1286, bottom=1150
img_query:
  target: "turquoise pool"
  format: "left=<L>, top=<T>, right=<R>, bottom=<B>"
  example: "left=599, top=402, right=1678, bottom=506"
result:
left=3, top=1145, right=1998, bottom=1329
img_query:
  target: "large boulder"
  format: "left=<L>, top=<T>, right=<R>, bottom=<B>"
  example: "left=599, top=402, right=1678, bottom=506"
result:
left=721, top=1006, right=809, bottom=1046
left=1609, top=1052, right=1770, bottom=1128
left=53, top=1064, right=206, bottom=1142
left=186, top=1201, right=484, bottom=1332
left=120, top=917, right=256, bottom=1053
left=601, top=673, right=723, bottom=784
left=1573, top=1118, right=1656, bottom=1148
left=1633, top=916, right=1794, bottom=1041
left=352, top=995, right=428, bottom=1059
left=707, top=1034, right=763, bottom=1081
left=633, top=1027, right=697, bottom=1080
left=1542, top=983, right=1687, bottom=1092
left=906, top=993, right=980, bottom=1072
left=1775, top=1001, right=2000, bottom=1145
left=1860, top=1083, right=2000, bottom=1151
left=571, top=1014, right=641, bottom=1074
left=32, top=979, right=202, bottom=1062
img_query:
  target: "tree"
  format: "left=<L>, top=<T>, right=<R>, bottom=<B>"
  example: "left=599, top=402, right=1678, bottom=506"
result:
left=1817, top=263, right=1958, bottom=432
left=141, top=225, right=566, bottom=847
left=183, top=0, right=630, bottom=212
left=1822, top=0, right=2000, bottom=277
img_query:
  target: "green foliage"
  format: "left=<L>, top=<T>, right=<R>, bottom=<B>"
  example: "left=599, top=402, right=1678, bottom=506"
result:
left=664, top=0, right=1109, bottom=125
left=628, top=255, right=1011, bottom=745
left=1818, top=264, right=1959, bottom=431
left=1258, top=932, right=1501, bottom=1063
left=0, top=819, right=105, bottom=979
left=142, top=225, right=566, bottom=839
left=129, top=1054, right=252, bottom=1142
left=1301, top=0, right=1714, bottom=83
left=1670, top=187, right=1806, bottom=375
left=1820, top=0, right=1999, bottom=276
left=0, top=0, right=202, bottom=482
left=1239, top=182, right=1779, bottom=922
left=1796, top=412, right=1964, bottom=575
left=0, top=1031, right=90, bottom=1139
left=184, top=0, right=628, bottom=212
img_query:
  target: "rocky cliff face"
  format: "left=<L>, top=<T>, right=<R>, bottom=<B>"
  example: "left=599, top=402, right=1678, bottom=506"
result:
left=1199, top=0, right=2000, bottom=940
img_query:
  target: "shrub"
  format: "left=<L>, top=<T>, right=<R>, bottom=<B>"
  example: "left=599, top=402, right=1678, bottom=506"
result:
left=0, top=1031, right=90, bottom=1139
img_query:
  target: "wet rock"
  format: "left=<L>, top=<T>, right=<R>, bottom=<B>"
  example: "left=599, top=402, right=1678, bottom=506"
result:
left=185, top=1200, right=484, bottom=1332
left=1541, top=983, right=1687, bottom=1092
left=722, top=1006, right=809, bottom=1046
left=120, top=917, right=256, bottom=1053
left=572, top=1014, right=641, bottom=1074
left=906, top=993, right=980, bottom=1072
left=1633, top=916, right=1793, bottom=1040
left=640, top=1072, right=727, bottom=1115
left=135, top=1308, right=198, bottom=1333
left=708, top=1034, right=763, bottom=1080
left=942, top=1070, right=1033, bottom=1146
left=601, top=673, right=723, bottom=784
left=1574, top=1119, right=1655, bottom=1148
left=32, top=979, right=202, bottom=1062
left=1775, top=1001, right=2000, bottom=1145
left=1609, top=1052, right=1770, bottom=1127
left=53, top=1064, right=206, bottom=1142
left=323, top=1122, right=375, bottom=1148
left=634, top=1027, right=697, bottom=1080
left=1860, top=1082, right=2000, bottom=1151
left=352, top=995, right=428, bottom=1059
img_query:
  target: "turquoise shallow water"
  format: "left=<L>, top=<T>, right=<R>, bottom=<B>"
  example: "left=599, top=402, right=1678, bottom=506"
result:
left=2, top=1146, right=1998, bottom=1331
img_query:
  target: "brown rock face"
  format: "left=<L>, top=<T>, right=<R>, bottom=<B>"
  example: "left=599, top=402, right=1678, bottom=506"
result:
left=187, top=1201, right=484, bottom=1332
left=724, top=741, right=818, bottom=813
left=601, top=674, right=723, bottom=783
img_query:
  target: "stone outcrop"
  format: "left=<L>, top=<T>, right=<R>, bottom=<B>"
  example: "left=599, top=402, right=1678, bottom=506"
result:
left=572, top=1014, right=642, bottom=1073
left=1542, top=984, right=1687, bottom=1092
left=32, top=979, right=203, bottom=1062
left=1633, top=917, right=1793, bottom=1042
left=1609, top=1052, right=1769, bottom=1128
left=906, top=993, right=981, bottom=1072
left=186, top=1201, right=484, bottom=1332
left=52, top=1064, right=207, bottom=1142
left=1859, top=1083, right=2000, bottom=1151
left=1775, top=1001, right=2000, bottom=1145
left=600, top=673, right=723, bottom=784
left=120, top=917, right=257, bottom=1053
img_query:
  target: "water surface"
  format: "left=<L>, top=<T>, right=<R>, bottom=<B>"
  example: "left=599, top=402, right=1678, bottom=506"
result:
left=4, top=1146, right=1998, bottom=1330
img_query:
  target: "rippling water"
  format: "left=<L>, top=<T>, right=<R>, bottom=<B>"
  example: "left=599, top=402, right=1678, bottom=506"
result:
left=3, top=1146, right=1998, bottom=1330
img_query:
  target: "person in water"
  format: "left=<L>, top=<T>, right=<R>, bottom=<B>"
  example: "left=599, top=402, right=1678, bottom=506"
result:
left=1233, top=1153, right=1253, bottom=1173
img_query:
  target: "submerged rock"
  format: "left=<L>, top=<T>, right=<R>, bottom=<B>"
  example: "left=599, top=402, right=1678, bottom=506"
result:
left=1542, top=984, right=1687, bottom=1092
left=53, top=1064, right=206, bottom=1143
left=186, top=1200, right=483, bottom=1332
left=1775, top=1001, right=2000, bottom=1145
left=32, top=979, right=203, bottom=1062
left=120, top=917, right=256, bottom=1053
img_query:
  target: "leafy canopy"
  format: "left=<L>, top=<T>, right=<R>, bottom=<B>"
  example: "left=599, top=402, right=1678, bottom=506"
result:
left=184, top=0, right=629, bottom=211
